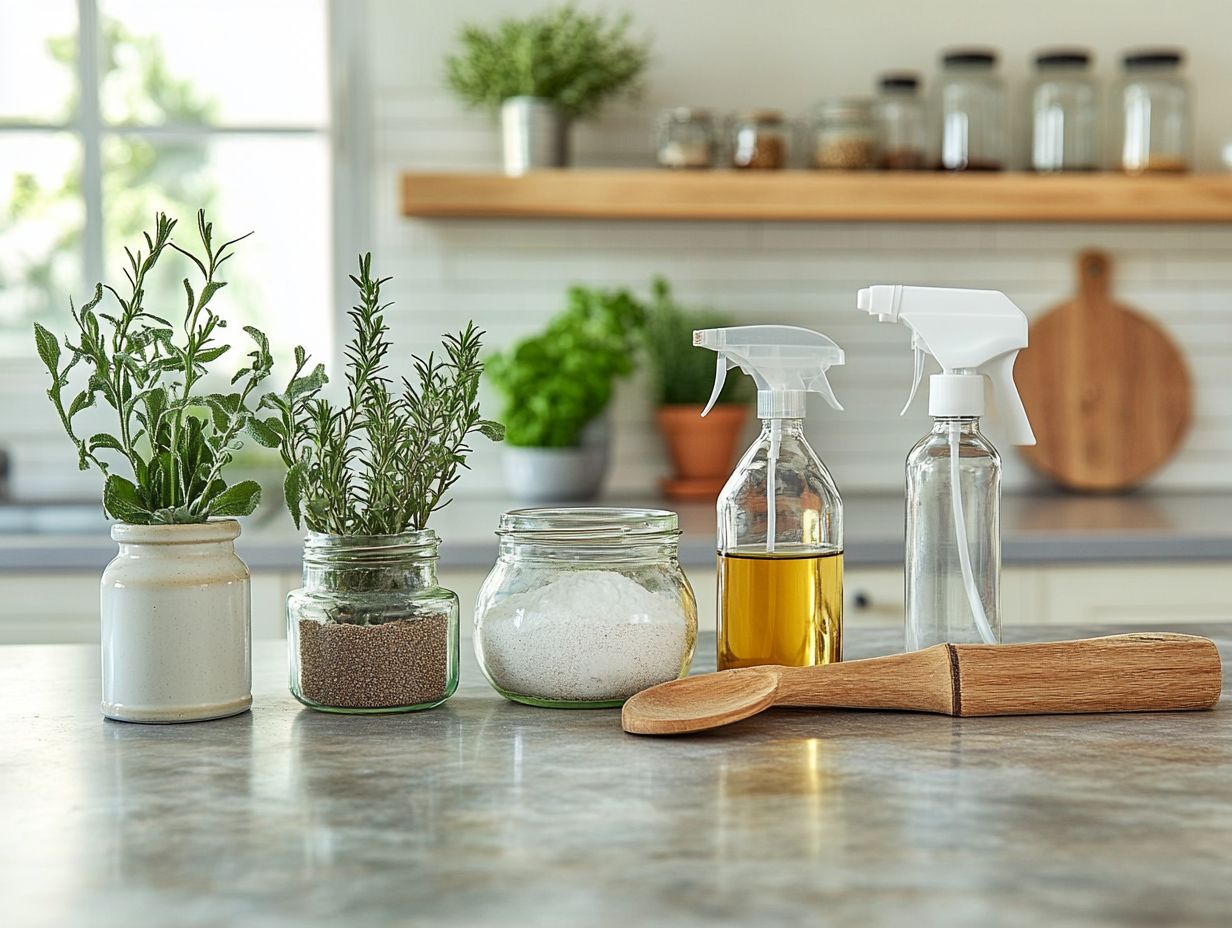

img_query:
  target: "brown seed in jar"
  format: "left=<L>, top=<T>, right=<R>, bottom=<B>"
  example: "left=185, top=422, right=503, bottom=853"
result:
left=815, top=138, right=876, bottom=170
left=297, top=615, right=449, bottom=709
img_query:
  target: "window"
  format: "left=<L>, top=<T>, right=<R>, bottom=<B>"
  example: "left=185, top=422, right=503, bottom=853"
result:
left=0, top=0, right=339, bottom=363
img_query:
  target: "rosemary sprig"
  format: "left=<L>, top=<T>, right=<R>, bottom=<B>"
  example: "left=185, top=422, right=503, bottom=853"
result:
left=257, top=254, right=503, bottom=535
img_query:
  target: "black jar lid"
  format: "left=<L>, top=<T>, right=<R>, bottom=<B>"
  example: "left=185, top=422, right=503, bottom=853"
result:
left=879, top=72, right=920, bottom=91
left=942, top=48, right=998, bottom=67
left=1035, top=48, right=1092, bottom=68
left=1123, top=48, right=1184, bottom=69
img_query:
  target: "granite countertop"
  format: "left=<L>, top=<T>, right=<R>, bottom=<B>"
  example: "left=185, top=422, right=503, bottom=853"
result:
left=3, top=625, right=1230, bottom=928
left=2, top=490, right=1232, bottom=572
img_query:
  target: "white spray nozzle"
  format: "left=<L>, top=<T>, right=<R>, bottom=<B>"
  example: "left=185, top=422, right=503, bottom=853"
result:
left=857, top=285, right=1036, bottom=445
left=693, top=325, right=845, bottom=419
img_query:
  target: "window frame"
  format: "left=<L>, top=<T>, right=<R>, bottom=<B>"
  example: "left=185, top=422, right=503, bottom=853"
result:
left=0, top=0, right=367, bottom=374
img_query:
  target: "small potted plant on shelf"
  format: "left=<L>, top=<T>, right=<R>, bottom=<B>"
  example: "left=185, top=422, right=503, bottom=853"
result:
left=35, top=211, right=273, bottom=723
left=485, top=283, right=645, bottom=502
left=444, top=4, right=650, bottom=174
left=645, top=278, right=752, bottom=501
left=258, top=255, right=503, bottom=714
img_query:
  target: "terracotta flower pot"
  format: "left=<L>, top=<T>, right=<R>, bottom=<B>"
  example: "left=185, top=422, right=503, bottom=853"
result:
left=656, top=404, right=749, bottom=501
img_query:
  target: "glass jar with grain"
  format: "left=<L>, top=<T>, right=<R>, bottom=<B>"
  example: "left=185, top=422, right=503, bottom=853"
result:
left=657, top=107, right=716, bottom=169
left=1116, top=49, right=1191, bottom=174
left=729, top=110, right=789, bottom=170
left=811, top=98, right=878, bottom=170
left=288, top=531, right=459, bottom=713
left=935, top=48, right=1007, bottom=171
left=875, top=73, right=927, bottom=169
left=1028, top=49, right=1100, bottom=172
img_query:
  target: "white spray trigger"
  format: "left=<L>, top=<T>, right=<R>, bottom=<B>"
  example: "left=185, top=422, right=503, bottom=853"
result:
left=701, top=355, right=736, bottom=417
left=900, top=341, right=926, bottom=416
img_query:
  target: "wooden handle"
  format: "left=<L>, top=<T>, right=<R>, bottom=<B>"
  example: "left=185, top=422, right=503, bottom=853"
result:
left=774, top=646, right=956, bottom=713
left=952, top=633, right=1222, bottom=716
left=773, top=633, right=1221, bottom=718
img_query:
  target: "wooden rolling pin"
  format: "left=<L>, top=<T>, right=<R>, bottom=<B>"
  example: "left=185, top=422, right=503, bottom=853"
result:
left=622, top=633, right=1223, bottom=736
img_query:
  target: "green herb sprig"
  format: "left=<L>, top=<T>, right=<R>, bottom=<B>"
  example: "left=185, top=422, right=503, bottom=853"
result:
left=644, top=277, right=752, bottom=407
left=260, top=254, right=503, bottom=535
left=444, top=4, right=649, bottom=120
left=34, top=210, right=273, bottom=524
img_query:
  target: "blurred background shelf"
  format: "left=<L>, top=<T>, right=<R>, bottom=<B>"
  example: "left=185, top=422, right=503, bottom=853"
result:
left=401, top=170, right=1232, bottom=223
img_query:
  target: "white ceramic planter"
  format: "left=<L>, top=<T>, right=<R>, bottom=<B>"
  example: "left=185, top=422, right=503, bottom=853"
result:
left=100, top=520, right=252, bottom=723
left=501, top=416, right=610, bottom=502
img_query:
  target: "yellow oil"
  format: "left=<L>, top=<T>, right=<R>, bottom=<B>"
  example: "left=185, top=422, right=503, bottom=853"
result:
left=717, top=548, right=843, bottom=670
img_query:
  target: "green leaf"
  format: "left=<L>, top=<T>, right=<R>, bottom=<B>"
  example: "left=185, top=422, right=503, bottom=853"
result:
left=33, top=322, right=61, bottom=374
left=104, top=475, right=152, bottom=524
left=283, top=462, right=306, bottom=529
left=88, top=433, right=125, bottom=453
left=67, top=391, right=97, bottom=421
left=195, top=346, right=229, bottom=363
left=151, top=506, right=199, bottom=524
left=246, top=416, right=281, bottom=448
left=288, top=362, right=328, bottom=399
left=208, top=480, right=262, bottom=517
left=477, top=419, right=506, bottom=441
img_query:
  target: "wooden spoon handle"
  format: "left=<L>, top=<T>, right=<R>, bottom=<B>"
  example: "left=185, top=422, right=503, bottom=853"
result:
left=951, top=633, right=1222, bottom=716
left=775, top=633, right=1221, bottom=717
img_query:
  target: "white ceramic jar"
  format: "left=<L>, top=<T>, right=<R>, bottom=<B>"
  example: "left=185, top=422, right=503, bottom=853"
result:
left=100, top=520, right=252, bottom=723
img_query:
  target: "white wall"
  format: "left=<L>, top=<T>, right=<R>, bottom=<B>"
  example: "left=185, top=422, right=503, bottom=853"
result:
left=368, top=0, right=1232, bottom=495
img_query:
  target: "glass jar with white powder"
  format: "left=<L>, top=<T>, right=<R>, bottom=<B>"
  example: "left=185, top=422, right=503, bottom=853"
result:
left=473, top=508, right=698, bottom=708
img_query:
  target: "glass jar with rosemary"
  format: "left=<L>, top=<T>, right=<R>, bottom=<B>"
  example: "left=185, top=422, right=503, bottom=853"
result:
left=289, top=532, right=458, bottom=713
left=259, top=254, right=503, bottom=714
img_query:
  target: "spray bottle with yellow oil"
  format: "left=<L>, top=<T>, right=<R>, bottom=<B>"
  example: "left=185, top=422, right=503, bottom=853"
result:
left=694, top=326, right=846, bottom=671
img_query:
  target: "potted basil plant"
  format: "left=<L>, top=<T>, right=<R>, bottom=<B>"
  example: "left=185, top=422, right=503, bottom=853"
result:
left=644, top=278, right=753, bottom=501
left=257, top=255, right=503, bottom=713
left=444, top=4, right=649, bottom=174
left=485, top=284, right=645, bottom=502
left=35, top=211, right=273, bottom=723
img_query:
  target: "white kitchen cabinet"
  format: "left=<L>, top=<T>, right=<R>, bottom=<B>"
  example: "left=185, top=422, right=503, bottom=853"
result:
left=842, top=565, right=1045, bottom=630
left=2, top=562, right=1226, bottom=645
left=1039, top=564, right=1232, bottom=625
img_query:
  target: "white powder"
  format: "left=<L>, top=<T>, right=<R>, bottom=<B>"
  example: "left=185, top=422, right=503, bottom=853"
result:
left=478, top=570, right=691, bottom=703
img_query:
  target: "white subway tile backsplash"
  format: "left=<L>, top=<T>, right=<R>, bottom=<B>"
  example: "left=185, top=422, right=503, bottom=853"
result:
left=372, top=102, right=1232, bottom=494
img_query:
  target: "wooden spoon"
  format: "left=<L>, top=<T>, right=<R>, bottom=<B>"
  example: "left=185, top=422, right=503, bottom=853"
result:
left=622, top=633, right=1222, bottom=736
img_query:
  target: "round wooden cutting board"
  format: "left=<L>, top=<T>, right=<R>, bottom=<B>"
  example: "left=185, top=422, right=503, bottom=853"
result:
left=1015, top=249, right=1192, bottom=492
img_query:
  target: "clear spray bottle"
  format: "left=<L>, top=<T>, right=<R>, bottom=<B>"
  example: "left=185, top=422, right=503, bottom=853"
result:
left=694, top=326, right=846, bottom=669
left=858, top=286, right=1036, bottom=650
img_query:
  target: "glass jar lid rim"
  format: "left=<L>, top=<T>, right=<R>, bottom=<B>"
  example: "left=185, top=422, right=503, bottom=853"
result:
left=942, top=48, right=998, bottom=66
left=304, top=528, right=440, bottom=550
left=497, top=507, right=680, bottom=540
left=663, top=105, right=713, bottom=121
left=1123, top=48, right=1183, bottom=68
left=879, top=72, right=920, bottom=91
left=732, top=108, right=784, bottom=124
left=1035, top=47, right=1092, bottom=68
left=814, top=97, right=875, bottom=118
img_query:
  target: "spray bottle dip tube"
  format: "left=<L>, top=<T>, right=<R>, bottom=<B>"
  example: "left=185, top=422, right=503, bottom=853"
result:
left=694, top=326, right=847, bottom=670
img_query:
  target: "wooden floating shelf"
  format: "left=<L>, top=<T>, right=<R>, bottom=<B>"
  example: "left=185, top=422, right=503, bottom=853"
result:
left=401, top=170, right=1232, bottom=224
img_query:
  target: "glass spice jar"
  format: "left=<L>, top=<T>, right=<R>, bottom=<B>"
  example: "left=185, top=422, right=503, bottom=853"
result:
left=729, top=110, right=789, bottom=170
left=1028, top=49, right=1100, bottom=172
left=1116, top=49, right=1191, bottom=174
left=473, top=508, right=698, bottom=708
left=875, top=73, right=927, bottom=169
left=288, top=531, right=459, bottom=714
left=811, top=98, right=878, bottom=170
left=657, top=107, right=716, bottom=169
left=935, top=48, right=1007, bottom=171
